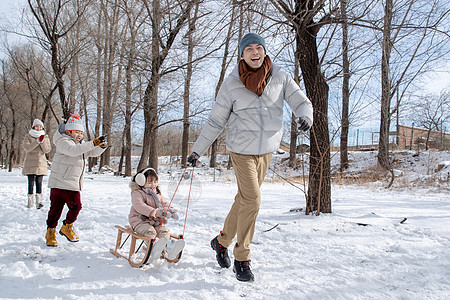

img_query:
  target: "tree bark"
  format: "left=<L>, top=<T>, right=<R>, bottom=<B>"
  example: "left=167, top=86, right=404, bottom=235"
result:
left=90, top=0, right=104, bottom=171
left=296, top=31, right=332, bottom=215
left=289, top=54, right=301, bottom=168
left=340, top=0, right=350, bottom=171
left=124, top=24, right=136, bottom=176
left=138, top=0, right=195, bottom=171
left=377, top=0, right=393, bottom=170
left=269, top=0, right=332, bottom=214
left=181, top=3, right=199, bottom=168
left=27, top=0, right=88, bottom=120
left=210, top=2, right=237, bottom=168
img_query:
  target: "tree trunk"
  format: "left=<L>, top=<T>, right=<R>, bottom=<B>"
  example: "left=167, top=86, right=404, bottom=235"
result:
left=377, top=0, right=393, bottom=170
left=296, top=28, right=331, bottom=215
left=210, top=2, right=238, bottom=168
left=181, top=3, right=199, bottom=168
left=139, top=0, right=161, bottom=171
left=124, top=24, right=135, bottom=176
left=50, top=40, right=69, bottom=119
left=289, top=54, right=301, bottom=168
left=8, top=98, right=17, bottom=172
left=68, top=53, right=77, bottom=115
left=340, top=0, right=350, bottom=171
left=118, top=133, right=125, bottom=173
left=139, top=0, right=195, bottom=171
left=140, top=76, right=160, bottom=171
left=289, top=113, right=298, bottom=168
left=100, top=3, right=120, bottom=168
left=91, top=1, right=104, bottom=171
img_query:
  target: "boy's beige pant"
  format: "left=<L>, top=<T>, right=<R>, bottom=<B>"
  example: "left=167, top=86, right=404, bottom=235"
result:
left=218, top=152, right=272, bottom=261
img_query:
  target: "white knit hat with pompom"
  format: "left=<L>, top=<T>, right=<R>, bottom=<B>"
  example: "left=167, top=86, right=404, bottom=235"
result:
left=65, top=113, right=84, bottom=132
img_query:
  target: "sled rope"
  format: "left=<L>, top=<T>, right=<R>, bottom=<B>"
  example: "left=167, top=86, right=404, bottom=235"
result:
left=153, top=166, right=193, bottom=242
left=182, top=167, right=194, bottom=237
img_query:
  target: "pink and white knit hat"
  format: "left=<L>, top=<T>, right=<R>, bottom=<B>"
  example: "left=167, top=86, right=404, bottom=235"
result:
left=65, top=113, right=84, bottom=132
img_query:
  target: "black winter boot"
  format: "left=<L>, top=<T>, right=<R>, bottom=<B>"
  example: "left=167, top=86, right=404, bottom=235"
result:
left=233, top=259, right=254, bottom=282
left=210, top=236, right=231, bottom=268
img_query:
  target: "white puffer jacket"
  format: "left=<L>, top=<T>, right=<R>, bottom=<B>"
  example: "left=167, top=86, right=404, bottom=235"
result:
left=192, top=63, right=313, bottom=156
left=48, top=124, right=105, bottom=191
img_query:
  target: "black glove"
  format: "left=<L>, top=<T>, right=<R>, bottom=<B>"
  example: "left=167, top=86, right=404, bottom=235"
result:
left=93, top=135, right=107, bottom=148
left=296, top=117, right=312, bottom=132
left=187, top=152, right=200, bottom=167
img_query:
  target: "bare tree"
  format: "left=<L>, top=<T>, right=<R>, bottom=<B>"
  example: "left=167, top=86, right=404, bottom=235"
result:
left=408, top=89, right=450, bottom=149
left=209, top=0, right=239, bottom=169
left=181, top=2, right=200, bottom=168
left=120, top=0, right=147, bottom=176
left=138, top=0, right=196, bottom=171
left=376, top=0, right=450, bottom=169
left=27, top=0, right=91, bottom=120
left=99, top=0, right=126, bottom=168
left=7, top=46, right=57, bottom=124
left=268, top=0, right=333, bottom=214
left=339, top=0, right=350, bottom=171
left=1, top=61, right=21, bottom=171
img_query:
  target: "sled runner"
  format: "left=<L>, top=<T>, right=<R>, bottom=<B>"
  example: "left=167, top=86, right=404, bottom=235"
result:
left=110, top=225, right=183, bottom=267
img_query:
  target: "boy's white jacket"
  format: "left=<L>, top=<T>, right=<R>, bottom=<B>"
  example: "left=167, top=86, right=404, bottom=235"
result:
left=192, top=62, right=313, bottom=156
left=48, top=124, right=105, bottom=191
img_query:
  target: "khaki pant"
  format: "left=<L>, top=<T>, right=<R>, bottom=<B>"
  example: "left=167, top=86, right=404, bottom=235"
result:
left=218, top=152, right=272, bottom=261
left=134, top=222, right=170, bottom=240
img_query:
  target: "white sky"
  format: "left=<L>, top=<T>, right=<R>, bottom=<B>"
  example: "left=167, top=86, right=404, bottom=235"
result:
left=425, top=67, right=450, bottom=93
left=0, top=0, right=27, bottom=57
left=0, top=0, right=22, bottom=16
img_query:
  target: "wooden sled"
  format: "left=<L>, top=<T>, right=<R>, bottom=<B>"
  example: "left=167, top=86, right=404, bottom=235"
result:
left=110, top=225, right=183, bottom=268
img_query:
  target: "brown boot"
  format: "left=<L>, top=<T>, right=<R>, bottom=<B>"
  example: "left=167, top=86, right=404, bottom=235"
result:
left=46, top=228, right=58, bottom=247
left=59, top=221, right=79, bottom=242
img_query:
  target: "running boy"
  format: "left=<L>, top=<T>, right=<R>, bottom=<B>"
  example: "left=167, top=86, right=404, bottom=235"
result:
left=45, top=113, right=107, bottom=247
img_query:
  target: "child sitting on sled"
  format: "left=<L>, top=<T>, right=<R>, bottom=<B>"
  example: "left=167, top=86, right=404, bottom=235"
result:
left=129, top=167, right=185, bottom=261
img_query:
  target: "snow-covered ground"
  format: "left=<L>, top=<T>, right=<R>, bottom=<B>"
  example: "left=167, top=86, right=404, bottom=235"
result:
left=0, top=151, right=449, bottom=299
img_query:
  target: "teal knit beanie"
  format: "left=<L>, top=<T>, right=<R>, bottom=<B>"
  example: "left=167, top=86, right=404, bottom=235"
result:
left=239, top=33, right=266, bottom=58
